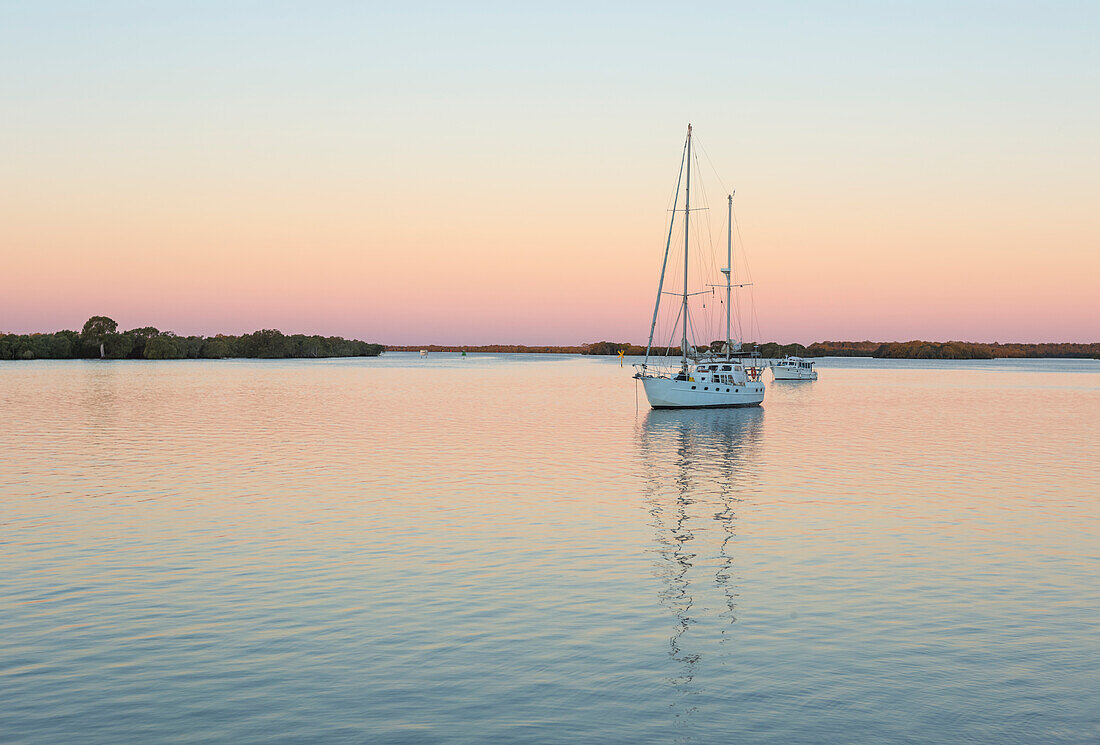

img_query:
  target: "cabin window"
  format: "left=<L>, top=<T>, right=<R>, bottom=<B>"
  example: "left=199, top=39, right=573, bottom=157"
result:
left=704, top=387, right=708, bottom=390
left=691, top=385, right=696, bottom=390
left=726, top=388, right=730, bottom=392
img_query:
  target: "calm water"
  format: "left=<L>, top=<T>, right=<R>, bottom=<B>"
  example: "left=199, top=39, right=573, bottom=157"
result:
left=2, top=355, right=1098, bottom=744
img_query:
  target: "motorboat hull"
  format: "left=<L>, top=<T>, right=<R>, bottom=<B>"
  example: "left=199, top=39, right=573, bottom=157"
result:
left=772, top=368, right=818, bottom=381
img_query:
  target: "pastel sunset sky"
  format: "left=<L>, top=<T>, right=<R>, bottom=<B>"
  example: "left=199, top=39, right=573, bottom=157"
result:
left=2, top=2, right=1097, bottom=344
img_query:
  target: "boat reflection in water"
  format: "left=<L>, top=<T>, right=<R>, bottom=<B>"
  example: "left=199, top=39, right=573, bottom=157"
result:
left=636, top=407, right=764, bottom=721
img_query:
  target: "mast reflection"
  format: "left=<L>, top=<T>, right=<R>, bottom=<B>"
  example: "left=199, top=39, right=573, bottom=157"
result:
left=636, top=407, right=764, bottom=716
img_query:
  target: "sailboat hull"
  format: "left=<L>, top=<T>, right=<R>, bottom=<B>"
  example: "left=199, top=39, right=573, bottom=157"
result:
left=640, top=376, right=765, bottom=409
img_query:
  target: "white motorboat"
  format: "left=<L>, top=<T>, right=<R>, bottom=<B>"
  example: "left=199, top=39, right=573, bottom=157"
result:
left=771, top=356, right=818, bottom=380
left=634, top=124, right=765, bottom=409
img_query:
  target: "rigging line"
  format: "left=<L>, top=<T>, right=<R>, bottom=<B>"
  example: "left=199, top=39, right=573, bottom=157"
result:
left=731, top=203, right=754, bottom=285
left=733, top=285, right=744, bottom=344
left=728, top=200, right=762, bottom=348
left=687, top=147, right=719, bottom=345
left=663, top=303, right=684, bottom=357
left=740, top=298, right=748, bottom=345
left=688, top=304, right=706, bottom=356
left=665, top=315, right=685, bottom=359
left=750, top=286, right=763, bottom=344
left=695, top=147, right=718, bottom=287
left=645, top=135, right=689, bottom=365
left=748, top=286, right=756, bottom=339
left=657, top=219, right=684, bottom=351
left=696, top=132, right=743, bottom=347
left=736, top=249, right=762, bottom=344
left=694, top=136, right=731, bottom=199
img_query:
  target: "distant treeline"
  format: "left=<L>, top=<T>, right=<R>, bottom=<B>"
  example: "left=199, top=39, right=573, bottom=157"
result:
left=388, top=344, right=596, bottom=354
left=1, top=316, right=384, bottom=361
left=391, top=342, right=700, bottom=355
left=409, top=339, right=1097, bottom=360
left=581, top=340, right=897, bottom=357
left=776, top=340, right=1100, bottom=359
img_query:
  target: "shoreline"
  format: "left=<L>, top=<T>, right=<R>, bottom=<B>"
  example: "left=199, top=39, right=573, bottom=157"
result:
left=387, top=341, right=1099, bottom=360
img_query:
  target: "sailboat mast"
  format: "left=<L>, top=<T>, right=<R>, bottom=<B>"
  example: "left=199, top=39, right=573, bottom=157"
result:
left=726, top=193, right=732, bottom=359
left=681, top=124, right=692, bottom=373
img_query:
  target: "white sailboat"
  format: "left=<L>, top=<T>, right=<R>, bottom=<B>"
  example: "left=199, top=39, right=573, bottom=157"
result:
left=634, top=125, right=766, bottom=409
